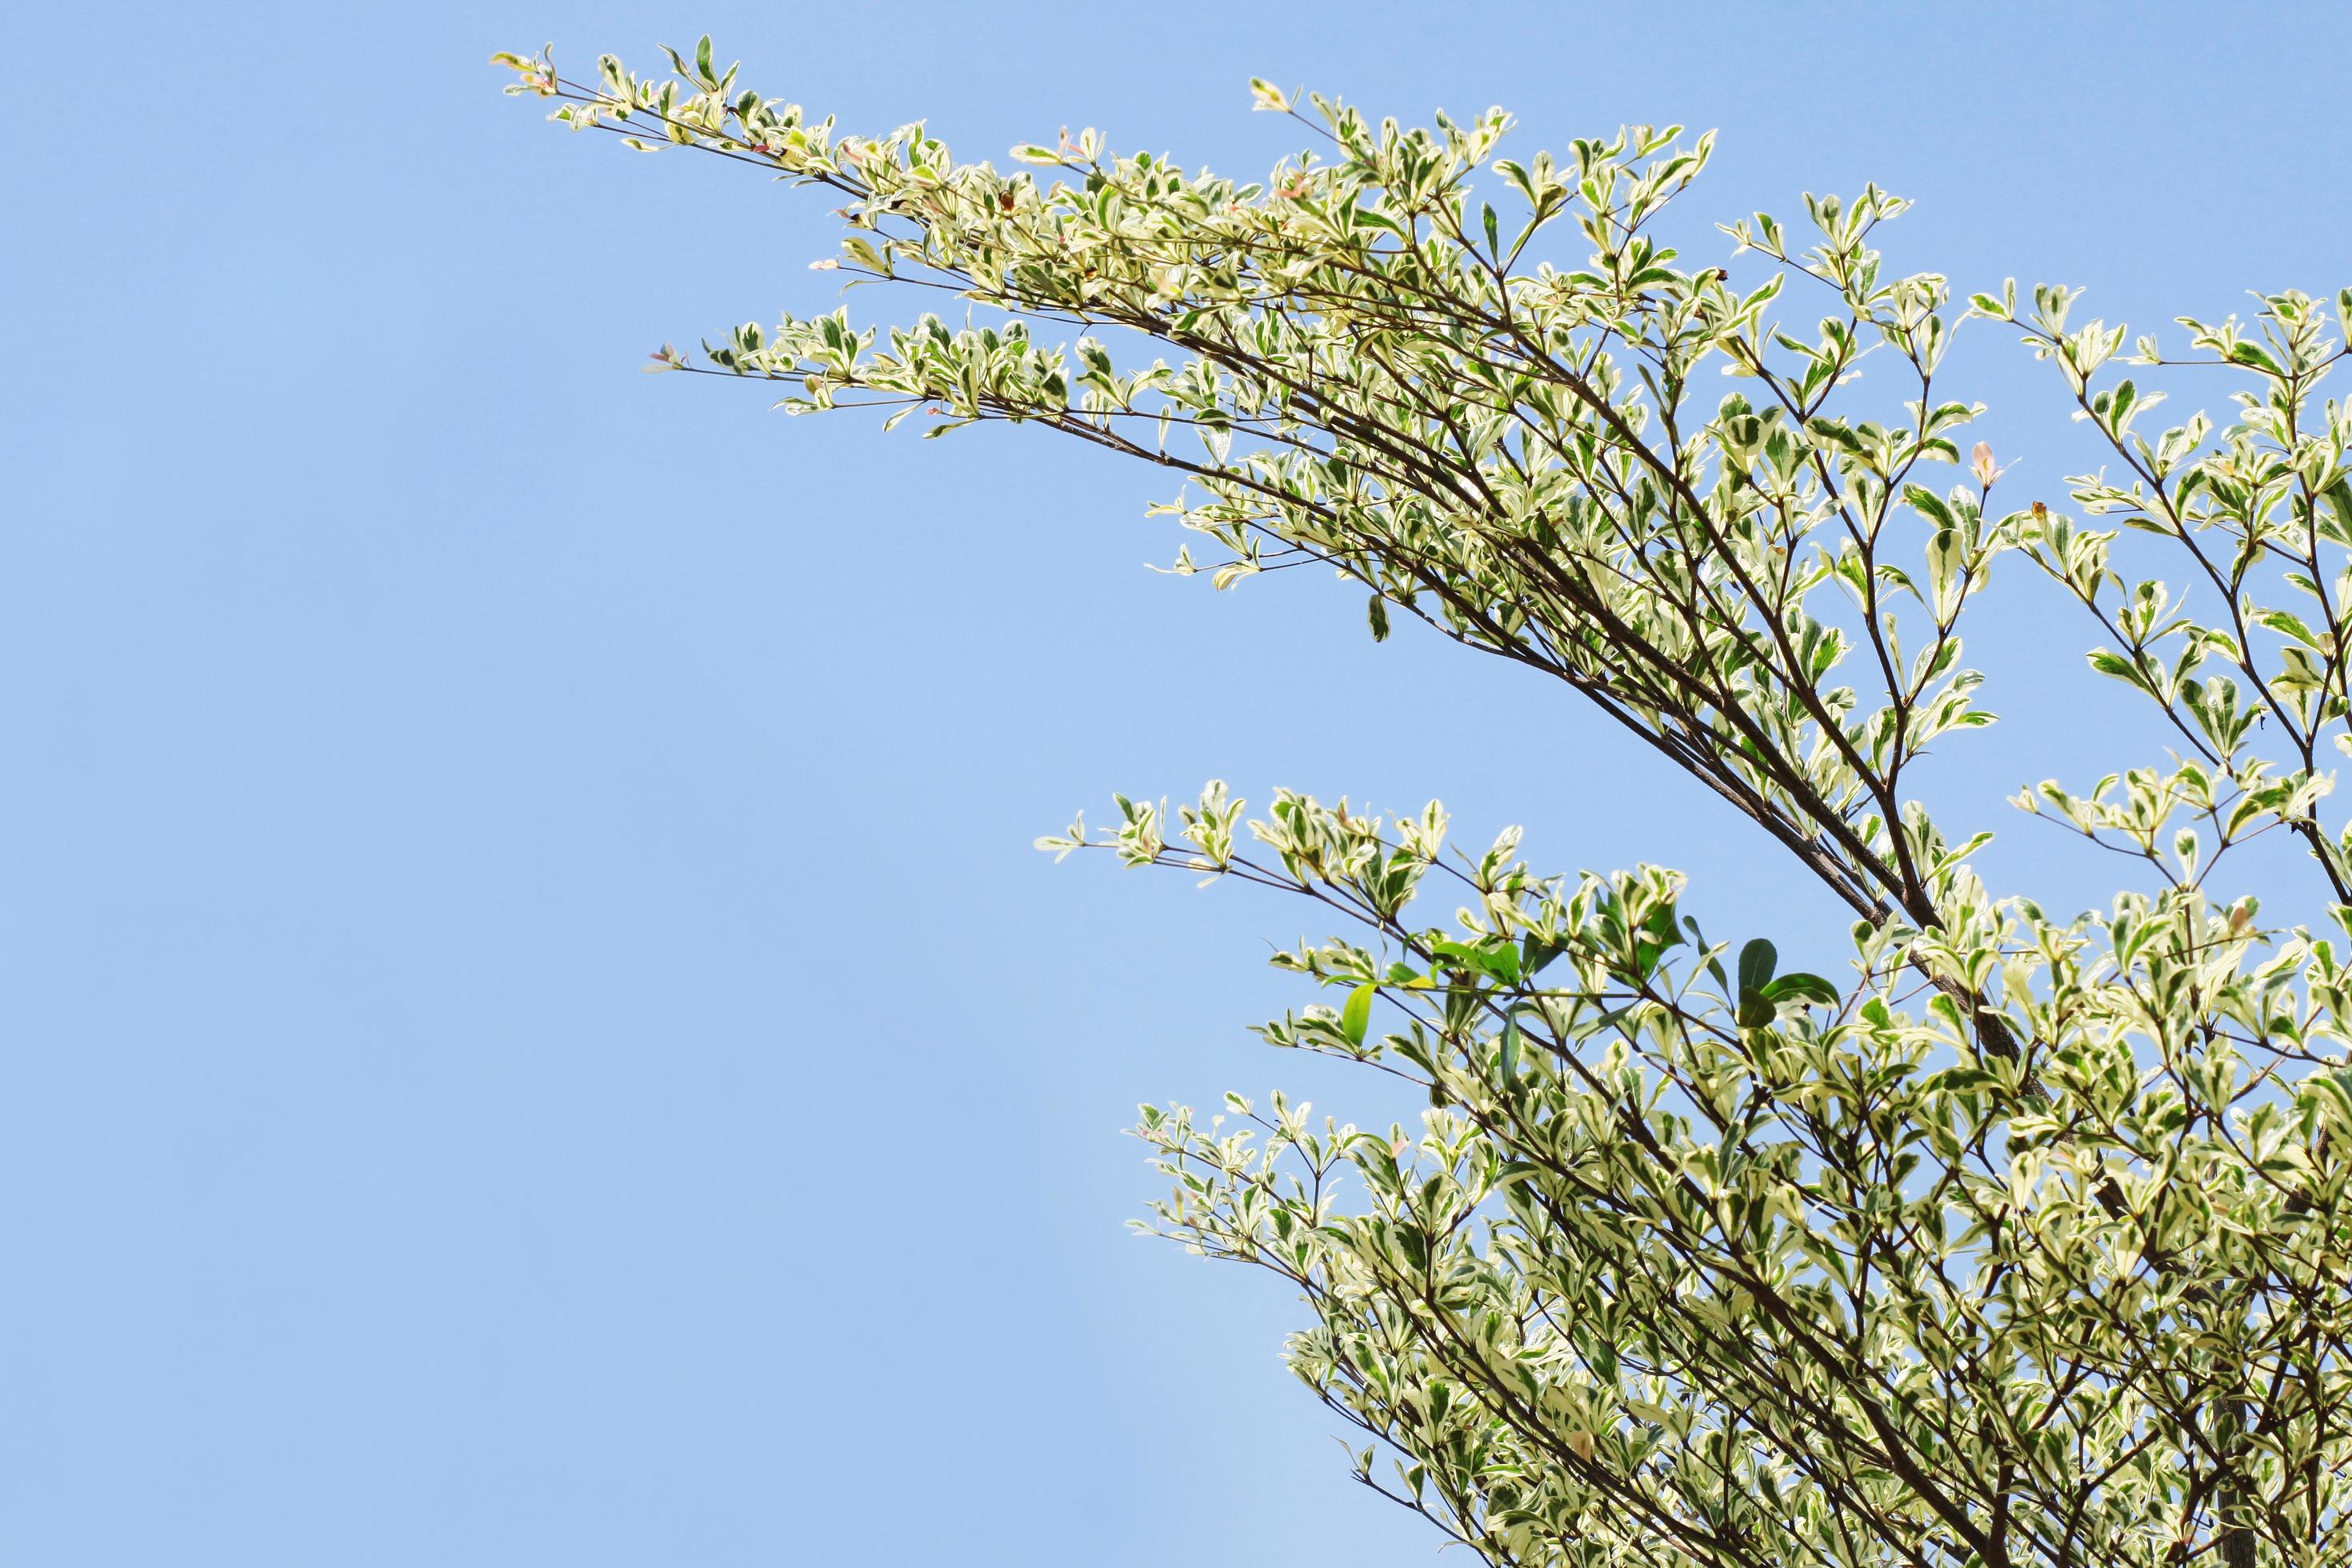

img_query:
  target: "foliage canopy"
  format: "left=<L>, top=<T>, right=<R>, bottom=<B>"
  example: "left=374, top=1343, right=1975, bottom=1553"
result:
left=501, top=40, right=2352, bottom=1568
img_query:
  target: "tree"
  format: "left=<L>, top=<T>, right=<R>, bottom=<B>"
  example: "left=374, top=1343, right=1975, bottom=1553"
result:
left=498, top=40, right=2352, bottom=1568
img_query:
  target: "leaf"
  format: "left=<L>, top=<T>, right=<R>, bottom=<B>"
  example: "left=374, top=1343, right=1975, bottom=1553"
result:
left=2322, top=479, right=2352, bottom=537
left=1521, top=932, right=1566, bottom=975
left=2087, top=650, right=2154, bottom=694
left=2258, top=608, right=2323, bottom=650
left=1926, top=526, right=1966, bottom=620
left=1340, top=982, right=1375, bottom=1046
left=2302, top=1068, right=2352, bottom=1133
left=1367, top=594, right=1391, bottom=642
left=1736, top=986, right=1776, bottom=1030
left=1902, top=483, right=1958, bottom=530
left=2227, top=340, right=2286, bottom=375
left=1432, top=938, right=1518, bottom=984
left=1761, top=972, right=1839, bottom=1006
left=1737, top=938, right=1777, bottom=994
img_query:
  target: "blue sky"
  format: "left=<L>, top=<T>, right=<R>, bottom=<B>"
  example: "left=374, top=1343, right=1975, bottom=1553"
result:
left=5, top=2, right=2349, bottom=1562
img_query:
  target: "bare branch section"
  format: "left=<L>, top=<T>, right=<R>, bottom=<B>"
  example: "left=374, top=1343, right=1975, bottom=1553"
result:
left=501, top=41, right=2352, bottom=1568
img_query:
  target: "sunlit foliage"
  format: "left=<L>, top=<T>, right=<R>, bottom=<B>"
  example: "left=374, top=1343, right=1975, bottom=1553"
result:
left=502, top=41, right=2352, bottom=1568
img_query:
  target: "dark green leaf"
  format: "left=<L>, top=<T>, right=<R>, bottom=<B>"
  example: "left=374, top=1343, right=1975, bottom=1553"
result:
left=1761, top=972, right=1839, bottom=1006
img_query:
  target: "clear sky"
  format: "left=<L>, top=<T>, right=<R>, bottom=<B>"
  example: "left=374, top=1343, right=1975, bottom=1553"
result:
left=5, top=2, right=2349, bottom=1562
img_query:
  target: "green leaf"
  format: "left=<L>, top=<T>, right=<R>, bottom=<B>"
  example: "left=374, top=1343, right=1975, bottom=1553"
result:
left=2227, top=340, right=2286, bottom=375
left=1761, top=972, right=1838, bottom=1006
left=1434, top=938, right=1520, bottom=985
left=2321, top=479, right=2352, bottom=537
left=1736, top=986, right=1775, bottom=1030
left=1367, top=594, right=1391, bottom=642
left=1737, top=938, right=1777, bottom=994
left=2258, top=608, right=2323, bottom=650
left=2087, top=650, right=2154, bottom=694
left=1340, top=982, right=1375, bottom=1046
left=2302, top=1068, right=2352, bottom=1133
left=1926, top=526, right=1966, bottom=620
left=1903, top=483, right=1958, bottom=530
